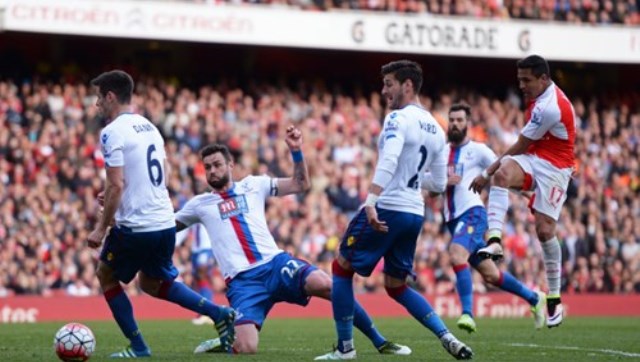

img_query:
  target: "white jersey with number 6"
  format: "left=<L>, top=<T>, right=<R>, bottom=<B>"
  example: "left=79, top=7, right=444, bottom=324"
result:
left=376, top=104, right=447, bottom=216
left=100, top=113, right=174, bottom=231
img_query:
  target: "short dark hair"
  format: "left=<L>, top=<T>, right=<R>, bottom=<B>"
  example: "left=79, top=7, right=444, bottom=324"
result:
left=517, top=55, right=550, bottom=78
left=381, top=60, right=423, bottom=93
left=200, top=143, right=233, bottom=163
left=90, top=70, right=134, bottom=104
left=449, top=102, right=471, bottom=118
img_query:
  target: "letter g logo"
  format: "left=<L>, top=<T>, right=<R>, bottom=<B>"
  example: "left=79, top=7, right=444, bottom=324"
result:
left=352, top=20, right=365, bottom=44
left=518, top=29, right=530, bottom=52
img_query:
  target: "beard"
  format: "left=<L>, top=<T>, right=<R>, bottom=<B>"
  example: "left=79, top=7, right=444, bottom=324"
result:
left=447, top=126, right=467, bottom=144
left=385, top=93, right=402, bottom=110
left=207, top=172, right=230, bottom=190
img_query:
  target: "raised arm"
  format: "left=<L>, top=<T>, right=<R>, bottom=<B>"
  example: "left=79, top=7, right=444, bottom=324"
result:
left=274, top=125, right=311, bottom=196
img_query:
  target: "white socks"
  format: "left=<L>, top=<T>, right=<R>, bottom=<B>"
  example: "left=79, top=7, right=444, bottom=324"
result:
left=487, top=186, right=509, bottom=237
left=541, top=237, right=562, bottom=296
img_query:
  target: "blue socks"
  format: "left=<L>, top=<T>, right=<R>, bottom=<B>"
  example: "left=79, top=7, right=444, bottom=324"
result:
left=353, top=300, right=386, bottom=349
left=498, top=271, right=539, bottom=306
left=197, top=280, right=213, bottom=303
left=104, top=285, right=147, bottom=352
left=159, top=280, right=222, bottom=321
left=387, top=285, right=448, bottom=338
left=332, top=272, right=355, bottom=353
left=454, top=264, right=473, bottom=316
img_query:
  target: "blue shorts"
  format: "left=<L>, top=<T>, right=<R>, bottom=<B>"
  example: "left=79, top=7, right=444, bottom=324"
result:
left=446, top=206, right=488, bottom=268
left=191, top=250, right=214, bottom=276
left=100, top=226, right=179, bottom=284
left=339, top=207, right=424, bottom=280
left=226, top=252, right=316, bottom=329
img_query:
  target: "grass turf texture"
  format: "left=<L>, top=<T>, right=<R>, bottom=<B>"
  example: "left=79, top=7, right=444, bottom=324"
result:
left=1, top=317, right=639, bottom=361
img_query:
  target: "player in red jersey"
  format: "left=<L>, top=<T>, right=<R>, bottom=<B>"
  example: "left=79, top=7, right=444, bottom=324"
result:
left=470, top=55, right=576, bottom=328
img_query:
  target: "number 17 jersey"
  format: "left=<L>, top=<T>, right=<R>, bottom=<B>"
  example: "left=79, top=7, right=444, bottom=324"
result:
left=100, top=113, right=174, bottom=231
left=377, top=104, right=447, bottom=216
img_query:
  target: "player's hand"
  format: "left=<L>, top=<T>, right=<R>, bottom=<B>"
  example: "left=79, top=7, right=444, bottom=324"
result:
left=97, top=191, right=105, bottom=207
left=87, top=227, right=107, bottom=249
left=448, top=174, right=462, bottom=185
left=284, top=125, right=302, bottom=151
left=469, top=176, right=488, bottom=194
left=364, top=205, right=388, bottom=233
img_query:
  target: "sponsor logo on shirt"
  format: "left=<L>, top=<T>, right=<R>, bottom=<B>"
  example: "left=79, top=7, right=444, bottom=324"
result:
left=448, top=164, right=464, bottom=176
left=385, top=119, right=399, bottom=131
left=218, top=195, right=249, bottom=219
left=530, top=108, right=542, bottom=126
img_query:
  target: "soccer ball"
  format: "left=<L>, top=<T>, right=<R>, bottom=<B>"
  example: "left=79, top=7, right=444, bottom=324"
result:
left=53, top=323, right=96, bottom=361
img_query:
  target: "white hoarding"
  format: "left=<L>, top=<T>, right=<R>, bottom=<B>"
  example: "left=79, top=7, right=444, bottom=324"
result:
left=2, top=0, right=639, bottom=63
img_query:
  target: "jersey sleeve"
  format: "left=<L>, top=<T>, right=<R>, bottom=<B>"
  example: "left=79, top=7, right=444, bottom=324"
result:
left=251, top=175, right=277, bottom=199
left=372, top=112, right=407, bottom=188
left=479, top=144, right=497, bottom=168
left=421, top=139, right=447, bottom=193
left=521, top=106, right=560, bottom=140
left=175, top=197, right=201, bottom=227
left=100, top=127, right=125, bottom=168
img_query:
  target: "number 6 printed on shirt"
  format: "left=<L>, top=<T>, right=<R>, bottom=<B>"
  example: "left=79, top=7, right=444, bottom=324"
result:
left=146, top=144, right=163, bottom=186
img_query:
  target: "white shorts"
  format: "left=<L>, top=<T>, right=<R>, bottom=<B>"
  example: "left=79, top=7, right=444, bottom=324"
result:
left=506, top=154, right=572, bottom=221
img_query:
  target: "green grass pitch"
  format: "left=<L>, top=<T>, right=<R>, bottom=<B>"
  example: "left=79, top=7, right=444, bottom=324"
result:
left=1, top=317, right=639, bottom=361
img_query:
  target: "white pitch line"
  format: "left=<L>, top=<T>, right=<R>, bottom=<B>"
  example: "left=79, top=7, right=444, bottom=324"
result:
left=507, top=343, right=640, bottom=358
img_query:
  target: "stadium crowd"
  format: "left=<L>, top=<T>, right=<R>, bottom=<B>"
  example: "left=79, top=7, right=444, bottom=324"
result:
left=0, top=76, right=639, bottom=298
left=190, top=0, right=640, bottom=25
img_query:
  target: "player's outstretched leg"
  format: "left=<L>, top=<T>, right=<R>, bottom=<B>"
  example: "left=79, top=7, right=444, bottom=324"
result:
left=475, top=260, right=546, bottom=329
left=386, top=284, right=473, bottom=360
left=497, top=271, right=546, bottom=329
left=153, top=279, right=236, bottom=352
left=352, top=300, right=411, bottom=355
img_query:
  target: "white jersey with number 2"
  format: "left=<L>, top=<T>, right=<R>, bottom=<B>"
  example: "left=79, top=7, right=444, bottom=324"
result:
left=376, top=104, right=447, bottom=216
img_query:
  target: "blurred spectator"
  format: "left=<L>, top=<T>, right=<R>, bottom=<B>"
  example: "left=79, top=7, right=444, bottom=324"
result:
left=174, top=0, right=640, bottom=25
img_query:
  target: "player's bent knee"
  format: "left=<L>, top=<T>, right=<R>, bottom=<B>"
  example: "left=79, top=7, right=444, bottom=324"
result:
left=305, top=271, right=332, bottom=299
left=449, top=251, right=467, bottom=266
left=491, top=167, right=510, bottom=187
left=384, top=284, right=408, bottom=300
left=536, top=223, right=555, bottom=242
left=332, top=259, right=354, bottom=278
left=96, top=263, right=116, bottom=286
left=482, top=270, right=500, bottom=285
left=234, top=339, right=258, bottom=354
left=139, top=281, right=157, bottom=296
